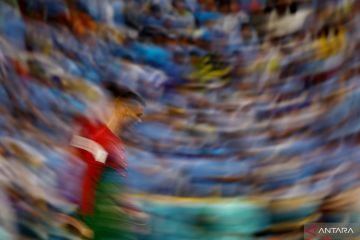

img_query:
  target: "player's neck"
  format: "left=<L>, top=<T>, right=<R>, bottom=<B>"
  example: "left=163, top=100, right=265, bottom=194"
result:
left=106, top=113, right=123, bottom=133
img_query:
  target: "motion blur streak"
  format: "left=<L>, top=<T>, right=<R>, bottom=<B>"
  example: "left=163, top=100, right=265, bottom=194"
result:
left=0, top=0, right=359, bottom=239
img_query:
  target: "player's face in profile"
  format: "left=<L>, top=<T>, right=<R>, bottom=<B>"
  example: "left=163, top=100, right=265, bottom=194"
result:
left=113, top=100, right=144, bottom=130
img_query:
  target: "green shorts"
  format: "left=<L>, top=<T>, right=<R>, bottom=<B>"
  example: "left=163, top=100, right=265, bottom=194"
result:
left=80, top=167, right=135, bottom=240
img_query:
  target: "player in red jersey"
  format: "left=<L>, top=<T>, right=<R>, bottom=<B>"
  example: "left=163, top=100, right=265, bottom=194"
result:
left=71, top=81, right=145, bottom=239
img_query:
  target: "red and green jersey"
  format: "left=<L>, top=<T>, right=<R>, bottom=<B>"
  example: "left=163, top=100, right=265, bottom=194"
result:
left=72, top=117, right=126, bottom=215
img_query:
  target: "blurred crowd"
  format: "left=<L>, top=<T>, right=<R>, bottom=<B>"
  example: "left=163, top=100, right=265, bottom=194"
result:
left=0, top=0, right=359, bottom=239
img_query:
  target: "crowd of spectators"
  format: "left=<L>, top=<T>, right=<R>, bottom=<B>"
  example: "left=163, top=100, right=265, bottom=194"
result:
left=0, top=0, right=359, bottom=239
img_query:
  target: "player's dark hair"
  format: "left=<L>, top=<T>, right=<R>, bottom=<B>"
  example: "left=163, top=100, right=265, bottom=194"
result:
left=103, top=81, right=145, bottom=106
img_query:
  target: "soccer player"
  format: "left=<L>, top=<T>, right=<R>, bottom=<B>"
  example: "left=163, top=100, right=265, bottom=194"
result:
left=71, top=81, right=145, bottom=239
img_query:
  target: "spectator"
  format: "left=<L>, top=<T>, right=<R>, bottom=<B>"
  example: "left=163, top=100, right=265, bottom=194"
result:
left=266, top=0, right=312, bottom=38
left=166, top=0, right=195, bottom=32
left=215, top=0, right=248, bottom=34
left=165, top=50, right=190, bottom=84
left=230, top=22, right=259, bottom=48
left=144, top=4, right=165, bottom=28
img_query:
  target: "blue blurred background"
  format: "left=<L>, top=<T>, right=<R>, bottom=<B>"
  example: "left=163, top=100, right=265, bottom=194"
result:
left=0, top=0, right=359, bottom=239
